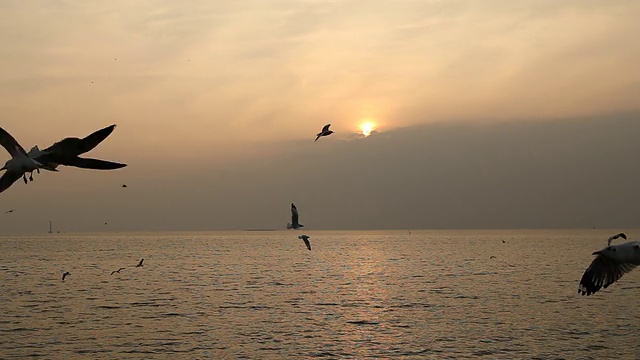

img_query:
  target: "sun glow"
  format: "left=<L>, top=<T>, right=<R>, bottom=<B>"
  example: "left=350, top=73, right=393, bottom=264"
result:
left=360, top=122, right=376, bottom=137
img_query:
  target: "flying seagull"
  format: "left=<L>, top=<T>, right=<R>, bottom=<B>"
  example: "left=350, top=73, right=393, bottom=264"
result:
left=607, top=232, right=627, bottom=246
left=122, top=184, right=127, bottom=188
left=298, top=235, right=311, bottom=250
left=287, top=203, right=304, bottom=229
left=1, top=127, right=57, bottom=193
left=4, top=209, right=15, bottom=215
left=136, top=258, right=144, bottom=267
left=578, top=240, right=640, bottom=296
left=314, top=124, right=334, bottom=142
left=111, top=268, right=125, bottom=275
left=31, top=124, right=126, bottom=171
left=62, top=271, right=70, bottom=281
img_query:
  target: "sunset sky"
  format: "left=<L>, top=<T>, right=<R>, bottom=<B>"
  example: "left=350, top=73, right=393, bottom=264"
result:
left=1, top=1, right=639, bottom=233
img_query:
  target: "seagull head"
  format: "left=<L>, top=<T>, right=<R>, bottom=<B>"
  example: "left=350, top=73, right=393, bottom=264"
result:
left=593, top=246, right=617, bottom=256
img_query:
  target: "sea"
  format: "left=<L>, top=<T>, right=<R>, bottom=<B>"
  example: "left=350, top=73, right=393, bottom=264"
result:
left=1, top=230, right=639, bottom=359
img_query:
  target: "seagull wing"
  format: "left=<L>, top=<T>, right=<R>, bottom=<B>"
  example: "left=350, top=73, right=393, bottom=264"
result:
left=578, top=254, right=638, bottom=296
left=303, top=238, right=311, bottom=250
left=77, top=124, right=116, bottom=155
left=291, top=203, right=299, bottom=227
left=0, top=170, right=22, bottom=194
left=322, top=124, right=331, bottom=132
left=69, top=157, right=127, bottom=170
left=0, top=127, right=27, bottom=157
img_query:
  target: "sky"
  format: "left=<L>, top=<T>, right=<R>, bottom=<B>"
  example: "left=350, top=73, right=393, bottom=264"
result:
left=1, top=0, right=639, bottom=233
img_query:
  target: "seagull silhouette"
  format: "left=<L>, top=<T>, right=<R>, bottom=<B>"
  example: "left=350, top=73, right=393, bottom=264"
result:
left=579, top=240, right=640, bottom=296
left=111, top=268, right=125, bottom=275
left=31, top=124, right=127, bottom=171
left=136, top=259, right=144, bottom=267
left=62, top=272, right=70, bottom=281
left=1, top=127, right=57, bottom=193
left=122, top=184, right=127, bottom=188
left=287, top=203, right=304, bottom=229
left=298, top=235, right=311, bottom=250
left=314, top=124, right=334, bottom=142
left=4, top=209, right=15, bottom=215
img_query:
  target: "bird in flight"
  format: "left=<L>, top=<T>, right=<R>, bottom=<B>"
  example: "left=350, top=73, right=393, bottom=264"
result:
left=314, top=124, right=334, bottom=142
left=287, top=203, right=304, bottom=230
left=30, top=124, right=127, bottom=172
left=62, top=272, right=70, bottom=281
left=298, top=235, right=312, bottom=250
left=122, top=184, right=127, bottom=188
left=4, top=209, right=15, bottom=215
left=1, top=127, right=58, bottom=193
left=578, top=238, right=640, bottom=296
left=607, top=232, right=627, bottom=246
left=111, top=268, right=125, bottom=275
left=136, top=259, right=144, bottom=267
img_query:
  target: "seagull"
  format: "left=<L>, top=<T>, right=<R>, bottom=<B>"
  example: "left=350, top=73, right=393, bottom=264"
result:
left=31, top=124, right=127, bottom=171
left=111, top=268, right=125, bottom=275
left=314, top=124, right=334, bottom=142
left=122, top=184, right=127, bottom=188
left=607, top=232, right=627, bottom=246
left=1, top=127, right=57, bottom=193
left=578, top=240, right=640, bottom=296
left=62, top=271, right=70, bottom=281
left=136, top=258, right=144, bottom=267
left=4, top=209, right=15, bottom=215
left=298, top=235, right=311, bottom=250
left=287, top=203, right=304, bottom=229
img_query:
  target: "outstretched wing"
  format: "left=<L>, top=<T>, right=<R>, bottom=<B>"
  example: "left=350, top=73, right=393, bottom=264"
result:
left=321, top=124, right=331, bottom=132
left=69, top=157, right=127, bottom=170
left=0, top=127, right=27, bottom=158
left=303, top=238, right=311, bottom=251
left=291, top=203, right=299, bottom=226
left=578, top=255, right=638, bottom=296
left=77, top=124, right=116, bottom=155
left=0, top=171, right=22, bottom=194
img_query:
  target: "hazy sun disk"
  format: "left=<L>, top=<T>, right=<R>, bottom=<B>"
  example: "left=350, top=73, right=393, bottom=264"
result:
left=360, top=122, right=375, bottom=137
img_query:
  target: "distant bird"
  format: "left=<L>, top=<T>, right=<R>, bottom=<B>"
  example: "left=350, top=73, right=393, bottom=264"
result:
left=578, top=240, right=640, bottom=296
left=287, top=203, right=304, bottom=229
left=502, top=240, right=506, bottom=244
left=136, top=258, right=144, bottom=267
left=30, top=124, right=127, bottom=171
left=62, top=271, right=70, bottom=281
left=104, top=222, right=108, bottom=226
left=4, top=209, right=15, bottom=215
left=111, top=268, right=125, bottom=275
left=298, top=235, right=311, bottom=250
left=122, top=184, right=127, bottom=188
left=607, top=232, right=627, bottom=246
left=1, top=127, right=57, bottom=193
left=314, top=124, right=334, bottom=142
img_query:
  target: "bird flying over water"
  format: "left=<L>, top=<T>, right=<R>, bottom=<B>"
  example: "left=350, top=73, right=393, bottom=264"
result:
left=287, top=203, right=304, bottom=229
left=31, top=124, right=127, bottom=171
left=0, top=127, right=57, bottom=193
left=62, top=271, right=70, bottom=281
left=4, top=209, right=15, bottom=215
left=298, top=235, right=311, bottom=250
left=111, top=268, right=125, bottom=275
left=136, top=259, right=144, bottom=267
left=578, top=240, right=640, bottom=296
left=314, top=124, right=334, bottom=142
left=607, top=232, right=627, bottom=246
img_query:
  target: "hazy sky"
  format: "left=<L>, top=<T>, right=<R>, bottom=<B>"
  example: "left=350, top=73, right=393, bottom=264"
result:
left=1, top=1, right=639, bottom=232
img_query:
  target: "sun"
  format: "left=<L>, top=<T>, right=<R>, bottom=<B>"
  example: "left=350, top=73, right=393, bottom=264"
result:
left=360, top=121, right=376, bottom=137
